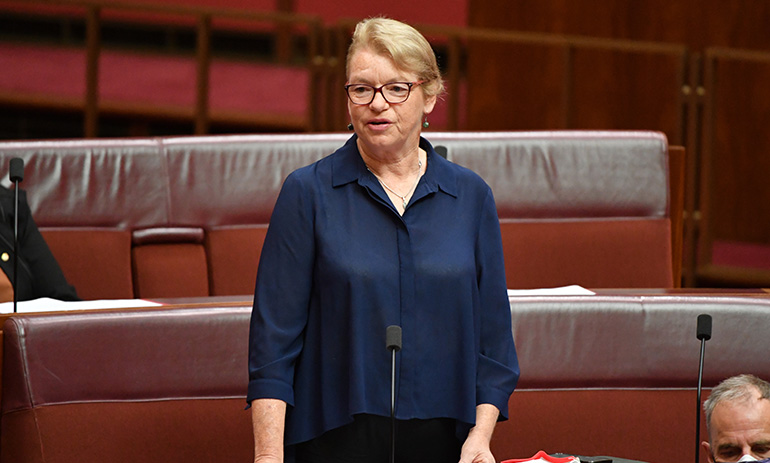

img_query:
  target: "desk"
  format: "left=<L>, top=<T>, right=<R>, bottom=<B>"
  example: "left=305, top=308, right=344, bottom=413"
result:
left=590, top=287, right=770, bottom=296
left=4, top=291, right=770, bottom=463
left=0, top=294, right=254, bottom=330
left=0, top=295, right=254, bottom=415
left=0, top=302, right=256, bottom=463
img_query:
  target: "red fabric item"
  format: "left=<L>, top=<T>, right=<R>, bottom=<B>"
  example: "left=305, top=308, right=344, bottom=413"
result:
left=503, top=450, right=579, bottom=463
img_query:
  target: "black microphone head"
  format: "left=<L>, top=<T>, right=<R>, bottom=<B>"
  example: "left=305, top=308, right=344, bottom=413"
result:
left=434, top=145, right=448, bottom=159
left=386, top=325, right=402, bottom=352
left=696, top=314, right=712, bottom=341
left=9, top=158, right=24, bottom=183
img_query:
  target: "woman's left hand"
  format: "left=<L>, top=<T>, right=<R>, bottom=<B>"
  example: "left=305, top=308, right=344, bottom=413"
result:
left=458, top=432, right=495, bottom=463
left=459, top=403, right=500, bottom=463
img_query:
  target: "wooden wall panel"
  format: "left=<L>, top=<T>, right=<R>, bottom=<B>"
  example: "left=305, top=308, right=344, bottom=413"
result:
left=690, top=1, right=770, bottom=51
left=568, top=45, right=686, bottom=143
left=465, top=40, right=567, bottom=130
left=467, top=0, right=770, bottom=286
left=702, top=50, right=770, bottom=244
left=463, top=37, right=686, bottom=139
left=467, top=0, right=770, bottom=52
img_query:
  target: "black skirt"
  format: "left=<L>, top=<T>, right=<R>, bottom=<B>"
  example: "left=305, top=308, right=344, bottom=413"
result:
left=294, top=414, right=462, bottom=463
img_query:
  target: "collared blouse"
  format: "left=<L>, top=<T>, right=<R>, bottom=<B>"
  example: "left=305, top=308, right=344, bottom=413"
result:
left=247, top=135, right=519, bottom=445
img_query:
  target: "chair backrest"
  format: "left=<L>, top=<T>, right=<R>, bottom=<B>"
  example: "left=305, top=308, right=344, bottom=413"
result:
left=0, top=130, right=675, bottom=298
left=428, top=131, right=674, bottom=288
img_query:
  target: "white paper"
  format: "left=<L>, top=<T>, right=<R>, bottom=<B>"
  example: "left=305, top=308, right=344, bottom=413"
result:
left=507, top=285, right=596, bottom=297
left=0, top=297, right=163, bottom=314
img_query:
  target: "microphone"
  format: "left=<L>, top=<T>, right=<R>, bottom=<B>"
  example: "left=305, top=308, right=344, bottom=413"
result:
left=695, top=314, right=712, bottom=463
left=386, top=325, right=402, bottom=463
left=9, top=158, right=24, bottom=314
left=434, top=145, right=448, bottom=159
left=386, top=325, right=402, bottom=352
left=696, top=314, right=712, bottom=342
left=10, top=158, right=24, bottom=183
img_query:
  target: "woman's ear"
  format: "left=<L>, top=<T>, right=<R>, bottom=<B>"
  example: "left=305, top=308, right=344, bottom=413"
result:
left=423, top=94, right=437, bottom=115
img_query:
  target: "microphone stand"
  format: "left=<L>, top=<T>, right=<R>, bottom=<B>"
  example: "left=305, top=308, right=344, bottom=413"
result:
left=9, top=158, right=24, bottom=314
left=386, top=325, right=402, bottom=463
left=13, top=183, right=18, bottom=314
left=695, top=314, right=712, bottom=463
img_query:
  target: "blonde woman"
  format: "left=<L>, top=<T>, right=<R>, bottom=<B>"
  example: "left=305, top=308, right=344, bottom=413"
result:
left=248, top=17, right=519, bottom=463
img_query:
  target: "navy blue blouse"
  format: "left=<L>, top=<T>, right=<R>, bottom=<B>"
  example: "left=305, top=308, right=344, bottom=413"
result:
left=247, top=135, right=519, bottom=446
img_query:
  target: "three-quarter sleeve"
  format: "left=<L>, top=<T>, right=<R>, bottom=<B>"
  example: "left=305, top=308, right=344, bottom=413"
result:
left=474, top=189, right=520, bottom=419
left=247, top=171, right=316, bottom=407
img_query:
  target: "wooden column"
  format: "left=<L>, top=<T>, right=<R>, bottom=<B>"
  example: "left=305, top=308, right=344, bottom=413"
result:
left=195, top=14, right=212, bottom=135
left=84, top=5, right=101, bottom=138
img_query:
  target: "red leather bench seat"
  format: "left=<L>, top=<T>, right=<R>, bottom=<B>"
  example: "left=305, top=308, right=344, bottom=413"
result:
left=441, top=131, right=671, bottom=288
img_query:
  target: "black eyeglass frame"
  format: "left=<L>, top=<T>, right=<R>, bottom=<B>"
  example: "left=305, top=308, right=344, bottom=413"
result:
left=344, top=81, right=425, bottom=105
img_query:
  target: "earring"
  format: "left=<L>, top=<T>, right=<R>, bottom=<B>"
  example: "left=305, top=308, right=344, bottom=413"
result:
left=347, top=123, right=354, bottom=131
left=422, top=119, right=429, bottom=129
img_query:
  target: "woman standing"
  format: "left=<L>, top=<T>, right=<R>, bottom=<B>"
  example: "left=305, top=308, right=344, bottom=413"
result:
left=248, top=17, right=519, bottom=463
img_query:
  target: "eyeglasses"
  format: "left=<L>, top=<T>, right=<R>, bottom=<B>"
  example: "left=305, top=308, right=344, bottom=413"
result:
left=344, top=81, right=425, bottom=105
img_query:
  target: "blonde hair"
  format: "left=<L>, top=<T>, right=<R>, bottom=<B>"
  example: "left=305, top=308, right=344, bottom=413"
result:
left=346, top=17, right=445, bottom=100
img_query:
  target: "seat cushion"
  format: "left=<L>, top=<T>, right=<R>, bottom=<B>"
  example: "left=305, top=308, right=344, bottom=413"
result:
left=41, top=228, right=133, bottom=299
left=501, top=219, right=673, bottom=288
left=205, top=226, right=267, bottom=296
left=132, top=243, right=209, bottom=298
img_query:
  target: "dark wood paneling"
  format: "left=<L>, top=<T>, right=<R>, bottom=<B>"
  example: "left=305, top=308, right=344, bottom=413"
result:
left=466, top=39, right=568, bottom=130
left=568, top=44, right=686, bottom=143
left=468, top=0, right=770, bottom=286
left=464, top=33, right=686, bottom=140
left=690, top=1, right=770, bottom=51
left=469, top=0, right=689, bottom=43
left=468, top=0, right=770, bottom=52
left=702, top=49, right=770, bottom=244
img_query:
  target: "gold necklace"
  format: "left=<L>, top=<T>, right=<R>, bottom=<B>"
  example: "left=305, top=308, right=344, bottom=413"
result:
left=368, top=159, right=423, bottom=210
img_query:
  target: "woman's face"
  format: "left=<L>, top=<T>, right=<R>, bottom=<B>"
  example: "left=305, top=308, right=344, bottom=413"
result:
left=347, top=48, right=436, bottom=157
